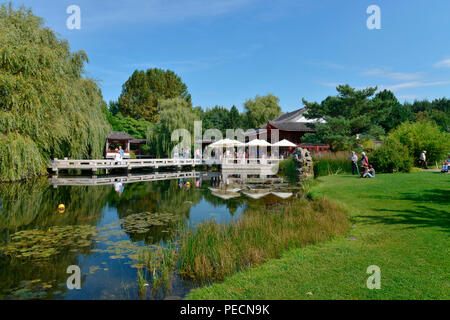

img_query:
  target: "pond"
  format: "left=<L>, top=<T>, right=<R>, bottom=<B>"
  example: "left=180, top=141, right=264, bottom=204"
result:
left=0, top=171, right=296, bottom=300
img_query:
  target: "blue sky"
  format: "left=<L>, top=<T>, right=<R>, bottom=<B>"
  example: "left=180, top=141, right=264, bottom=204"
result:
left=9, top=0, right=450, bottom=112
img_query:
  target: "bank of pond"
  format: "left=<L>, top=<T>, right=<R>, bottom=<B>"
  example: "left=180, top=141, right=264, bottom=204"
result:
left=0, top=173, right=349, bottom=300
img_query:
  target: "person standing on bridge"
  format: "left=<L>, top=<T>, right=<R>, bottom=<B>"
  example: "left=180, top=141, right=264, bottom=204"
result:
left=118, top=145, right=124, bottom=163
left=114, top=148, right=121, bottom=164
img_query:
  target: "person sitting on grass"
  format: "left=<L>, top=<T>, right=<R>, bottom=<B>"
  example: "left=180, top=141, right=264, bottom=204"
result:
left=361, top=164, right=375, bottom=178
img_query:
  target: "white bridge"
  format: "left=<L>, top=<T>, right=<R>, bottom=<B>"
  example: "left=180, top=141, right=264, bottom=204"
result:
left=49, top=158, right=282, bottom=176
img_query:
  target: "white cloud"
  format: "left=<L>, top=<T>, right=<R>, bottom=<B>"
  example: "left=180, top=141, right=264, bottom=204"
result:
left=434, top=59, right=450, bottom=68
left=381, top=80, right=450, bottom=92
left=363, top=68, right=422, bottom=81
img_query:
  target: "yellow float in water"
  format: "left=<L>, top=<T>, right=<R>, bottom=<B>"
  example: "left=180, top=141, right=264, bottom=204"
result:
left=58, top=204, right=65, bottom=214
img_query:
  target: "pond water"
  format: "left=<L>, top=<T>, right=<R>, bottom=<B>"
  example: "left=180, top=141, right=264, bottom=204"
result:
left=0, top=171, right=295, bottom=300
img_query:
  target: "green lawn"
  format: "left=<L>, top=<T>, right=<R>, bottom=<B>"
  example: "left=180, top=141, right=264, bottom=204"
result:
left=187, top=172, right=449, bottom=299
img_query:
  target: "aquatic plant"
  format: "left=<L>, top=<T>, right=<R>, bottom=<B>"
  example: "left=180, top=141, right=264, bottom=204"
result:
left=120, top=212, right=179, bottom=234
left=0, top=225, right=97, bottom=260
left=176, top=198, right=349, bottom=283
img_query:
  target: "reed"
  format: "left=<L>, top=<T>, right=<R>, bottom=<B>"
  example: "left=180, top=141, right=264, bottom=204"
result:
left=176, top=197, right=349, bottom=283
left=313, top=152, right=353, bottom=177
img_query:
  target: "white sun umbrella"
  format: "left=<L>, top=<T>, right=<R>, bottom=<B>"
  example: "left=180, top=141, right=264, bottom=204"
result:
left=272, top=139, right=297, bottom=147
left=209, top=138, right=245, bottom=148
left=211, top=191, right=241, bottom=200
left=246, top=139, right=272, bottom=147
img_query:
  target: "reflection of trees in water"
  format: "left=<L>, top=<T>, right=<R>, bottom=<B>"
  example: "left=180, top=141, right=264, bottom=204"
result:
left=0, top=247, right=92, bottom=299
left=111, top=179, right=204, bottom=244
left=0, top=177, right=110, bottom=298
left=0, top=177, right=110, bottom=238
left=201, top=185, right=247, bottom=217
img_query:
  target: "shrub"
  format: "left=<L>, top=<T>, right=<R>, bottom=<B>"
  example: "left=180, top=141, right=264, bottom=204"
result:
left=389, top=121, right=450, bottom=165
left=371, top=138, right=413, bottom=173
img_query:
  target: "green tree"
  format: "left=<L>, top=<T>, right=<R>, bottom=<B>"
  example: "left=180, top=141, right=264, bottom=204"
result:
left=0, top=5, right=110, bottom=181
left=374, top=90, right=414, bottom=132
left=108, top=113, right=151, bottom=139
left=389, top=121, right=450, bottom=165
left=244, top=94, right=281, bottom=128
left=229, top=105, right=242, bottom=129
left=201, top=106, right=231, bottom=133
left=118, top=68, right=191, bottom=122
left=302, top=85, right=398, bottom=150
left=371, top=138, right=413, bottom=173
left=146, top=98, right=198, bottom=157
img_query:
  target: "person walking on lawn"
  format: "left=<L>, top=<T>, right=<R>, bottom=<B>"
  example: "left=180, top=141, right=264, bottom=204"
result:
left=419, top=150, right=428, bottom=169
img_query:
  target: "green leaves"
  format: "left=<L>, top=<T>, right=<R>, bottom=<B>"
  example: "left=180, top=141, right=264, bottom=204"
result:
left=0, top=5, right=110, bottom=181
left=118, top=68, right=191, bottom=122
left=244, top=94, right=281, bottom=129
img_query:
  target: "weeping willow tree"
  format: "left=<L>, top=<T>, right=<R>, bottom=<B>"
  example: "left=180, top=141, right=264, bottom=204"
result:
left=146, top=97, right=198, bottom=158
left=0, top=4, right=111, bottom=181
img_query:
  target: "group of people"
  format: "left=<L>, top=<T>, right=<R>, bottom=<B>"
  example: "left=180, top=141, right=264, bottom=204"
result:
left=114, top=145, right=125, bottom=163
left=173, top=146, right=192, bottom=159
left=350, top=151, right=375, bottom=178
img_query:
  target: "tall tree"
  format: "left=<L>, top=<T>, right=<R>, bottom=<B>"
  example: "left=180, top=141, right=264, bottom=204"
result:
left=0, top=4, right=110, bottom=181
left=244, top=94, right=281, bottom=128
left=302, top=85, right=386, bottom=150
left=146, top=98, right=198, bottom=157
left=118, top=68, right=191, bottom=122
left=374, top=90, right=415, bottom=132
left=201, top=106, right=231, bottom=133
left=229, top=105, right=242, bottom=129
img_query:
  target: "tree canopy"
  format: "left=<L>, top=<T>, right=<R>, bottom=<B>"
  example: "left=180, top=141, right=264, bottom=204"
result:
left=118, top=68, right=191, bottom=122
left=0, top=4, right=110, bottom=181
left=146, top=98, right=198, bottom=157
left=302, top=85, right=418, bottom=150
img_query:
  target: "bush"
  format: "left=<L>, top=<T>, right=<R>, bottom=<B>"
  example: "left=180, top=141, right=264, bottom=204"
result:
left=389, top=121, right=450, bottom=165
left=371, top=138, right=413, bottom=173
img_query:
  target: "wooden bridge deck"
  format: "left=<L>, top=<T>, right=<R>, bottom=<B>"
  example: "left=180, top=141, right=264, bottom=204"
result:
left=49, top=158, right=281, bottom=174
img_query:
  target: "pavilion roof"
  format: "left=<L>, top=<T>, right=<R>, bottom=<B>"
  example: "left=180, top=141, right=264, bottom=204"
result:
left=107, top=131, right=135, bottom=141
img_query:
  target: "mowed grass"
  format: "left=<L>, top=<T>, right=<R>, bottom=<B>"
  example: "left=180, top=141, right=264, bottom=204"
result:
left=187, top=172, right=449, bottom=299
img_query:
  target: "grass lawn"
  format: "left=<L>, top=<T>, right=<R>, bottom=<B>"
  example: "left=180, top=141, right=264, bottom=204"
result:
left=187, top=172, right=449, bottom=299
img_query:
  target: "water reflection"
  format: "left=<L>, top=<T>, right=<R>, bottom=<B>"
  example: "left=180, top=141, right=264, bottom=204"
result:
left=0, top=171, right=296, bottom=300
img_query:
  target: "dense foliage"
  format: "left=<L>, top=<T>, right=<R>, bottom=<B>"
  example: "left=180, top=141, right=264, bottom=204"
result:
left=244, top=94, right=282, bottom=129
left=303, top=86, right=404, bottom=150
left=146, top=98, right=199, bottom=157
left=371, top=138, right=413, bottom=173
left=370, top=121, right=448, bottom=172
left=106, top=111, right=151, bottom=140
left=0, top=5, right=110, bottom=181
left=388, top=121, right=449, bottom=165
left=194, top=105, right=247, bottom=133
left=117, top=68, right=191, bottom=122
left=302, top=85, right=449, bottom=151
